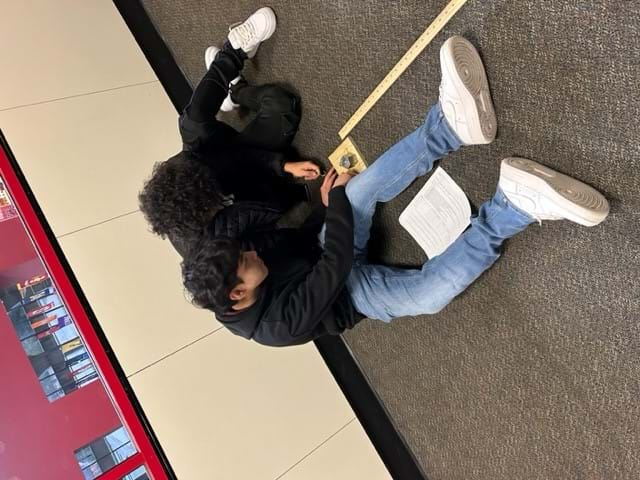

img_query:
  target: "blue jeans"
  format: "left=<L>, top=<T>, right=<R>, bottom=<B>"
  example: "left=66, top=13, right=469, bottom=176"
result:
left=342, top=104, right=535, bottom=321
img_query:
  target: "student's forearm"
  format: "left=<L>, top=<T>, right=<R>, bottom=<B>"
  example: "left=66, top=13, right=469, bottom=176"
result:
left=323, top=187, right=354, bottom=272
left=280, top=187, right=354, bottom=335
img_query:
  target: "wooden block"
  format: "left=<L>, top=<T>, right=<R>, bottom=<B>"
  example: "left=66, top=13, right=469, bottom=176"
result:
left=328, top=137, right=367, bottom=174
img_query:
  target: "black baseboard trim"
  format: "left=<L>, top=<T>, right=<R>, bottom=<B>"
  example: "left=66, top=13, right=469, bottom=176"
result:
left=113, top=0, right=192, bottom=111
left=113, top=1, right=426, bottom=478
left=315, top=336, right=426, bottom=479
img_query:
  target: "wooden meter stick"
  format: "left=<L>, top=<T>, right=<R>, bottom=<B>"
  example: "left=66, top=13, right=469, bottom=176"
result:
left=338, top=0, right=469, bottom=140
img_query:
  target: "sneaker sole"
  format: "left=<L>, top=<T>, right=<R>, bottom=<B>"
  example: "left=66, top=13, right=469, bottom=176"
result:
left=501, top=157, right=610, bottom=226
left=204, top=46, right=220, bottom=70
left=220, top=76, right=241, bottom=112
left=440, top=36, right=496, bottom=143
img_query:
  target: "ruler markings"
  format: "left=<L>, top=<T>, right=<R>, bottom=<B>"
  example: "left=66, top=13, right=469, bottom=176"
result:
left=338, top=0, right=468, bottom=139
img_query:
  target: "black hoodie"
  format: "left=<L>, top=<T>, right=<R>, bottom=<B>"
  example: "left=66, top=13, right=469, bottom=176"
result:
left=216, top=187, right=362, bottom=346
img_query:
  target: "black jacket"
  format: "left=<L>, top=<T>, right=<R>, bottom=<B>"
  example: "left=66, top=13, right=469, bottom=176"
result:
left=180, top=109, right=308, bottom=213
left=168, top=200, right=298, bottom=259
left=216, top=187, right=362, bottom=346
left=167, top=107, right=308, bottom=258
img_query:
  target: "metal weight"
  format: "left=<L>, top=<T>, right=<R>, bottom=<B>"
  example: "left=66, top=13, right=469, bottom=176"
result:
left=340, top=154, right=354, bottom=169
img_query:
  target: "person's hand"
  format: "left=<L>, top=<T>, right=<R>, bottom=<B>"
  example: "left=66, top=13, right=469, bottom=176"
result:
left=320, top=168, right=337, bottom=207
left=283, top=160, right=321, bottom=180
left=333, top=171, right=355, bottom=188
left=320, top=168, right=356, bottom=206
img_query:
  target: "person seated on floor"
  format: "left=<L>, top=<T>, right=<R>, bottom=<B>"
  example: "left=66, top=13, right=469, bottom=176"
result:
left=181, top=36, right=610, bottom=347
left=138, top=7, right=321, bottom=257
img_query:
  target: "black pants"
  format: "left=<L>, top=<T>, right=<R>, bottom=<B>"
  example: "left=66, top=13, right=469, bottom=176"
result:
left=179, top=41, right=308, bottom=213
left=186, top=41, right=301, bottom=152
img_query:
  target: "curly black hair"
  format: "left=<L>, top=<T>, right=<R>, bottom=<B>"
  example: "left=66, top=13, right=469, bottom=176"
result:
left=138, top=152, right=224, bottom=241
left=182, top=236, right=241, bottom=313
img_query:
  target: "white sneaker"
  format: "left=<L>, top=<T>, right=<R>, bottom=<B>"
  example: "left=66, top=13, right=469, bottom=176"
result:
left=499, top=157, right=610, bottom=226
left=228, top=7, right=277, bottom=58
left=204, top=45, right=220, bottom=70
left=204, top=46, right=241, bottom=112
left=439, top=36, right=496, bottom=145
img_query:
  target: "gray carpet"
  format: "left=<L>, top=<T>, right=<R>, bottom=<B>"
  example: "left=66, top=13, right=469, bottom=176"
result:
left=140, top=1, right=640, bottom=478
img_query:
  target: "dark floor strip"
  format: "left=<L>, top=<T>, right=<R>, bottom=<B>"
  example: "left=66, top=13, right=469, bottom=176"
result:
left=113, top=0, right=192, bottom=111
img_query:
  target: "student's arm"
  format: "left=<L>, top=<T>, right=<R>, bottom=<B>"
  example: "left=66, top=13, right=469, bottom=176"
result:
left=208, top=202, right=290, bottom=253
left=258, top=186, right=354, bottom=342
left=209, top=202, right=282, bottom=238
left=239, top=147, right=288, bottom=177
left=239, top=148, right=321, bottom=180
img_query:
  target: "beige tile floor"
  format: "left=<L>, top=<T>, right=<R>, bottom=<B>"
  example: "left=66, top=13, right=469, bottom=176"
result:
left=1, top=82, right=179, bottom=236
left=0, top=0, right=157, bottom=110
left=0, top=2, right=389, bottom=479
left=58, top=212, right=216, bottom=375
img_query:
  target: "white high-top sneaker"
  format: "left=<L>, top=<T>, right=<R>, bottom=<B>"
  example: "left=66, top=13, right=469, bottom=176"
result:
left=228, top=7, right=277, bottom=58
left=204, top=45, right=220, bottom=70
left=439, top=36, right=497, bottom=145
left=499, top=157, right=610, bottom=226
left=204, top=46, right=241, bottom=112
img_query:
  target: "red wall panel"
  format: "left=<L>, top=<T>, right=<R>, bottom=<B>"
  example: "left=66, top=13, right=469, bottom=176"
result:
left=0, top=307, right=121, bottom=480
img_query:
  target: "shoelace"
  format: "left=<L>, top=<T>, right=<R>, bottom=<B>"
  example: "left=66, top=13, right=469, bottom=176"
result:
left=230, top=21, right=257, bottom=49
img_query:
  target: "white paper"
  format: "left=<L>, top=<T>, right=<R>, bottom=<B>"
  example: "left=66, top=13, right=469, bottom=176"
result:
left=399, top=167, right=471, bottom=258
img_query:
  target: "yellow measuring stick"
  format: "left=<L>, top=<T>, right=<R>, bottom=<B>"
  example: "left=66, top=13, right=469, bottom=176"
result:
left=338, top=0, right=469, bottom=140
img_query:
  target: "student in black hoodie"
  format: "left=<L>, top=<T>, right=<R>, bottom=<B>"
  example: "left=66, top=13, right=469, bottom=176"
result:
left=138, top=7, right=320, bottom=257
left=181, top=36, right=610, bottom=347
left=182, top=168, right=356, bottom=346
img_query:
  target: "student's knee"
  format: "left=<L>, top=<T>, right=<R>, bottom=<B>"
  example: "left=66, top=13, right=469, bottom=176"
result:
left=420, top=290, right=457, bottom=315
left=260, top=85, right=301, bottom=117
left=345, top=173, right=372, bottom=206
left=422, top=302, right=447, bottom=315
left=405, top=284, right=453, bottom=316
left=401, top=300, right=447, bottom=317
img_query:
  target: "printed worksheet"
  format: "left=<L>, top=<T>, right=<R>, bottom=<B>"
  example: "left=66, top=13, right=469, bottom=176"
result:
left=399, top=167, right=471, bottom=258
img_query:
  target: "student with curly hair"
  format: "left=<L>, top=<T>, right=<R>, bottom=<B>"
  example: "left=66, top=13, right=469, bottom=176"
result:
left=139, top=7, right=320, bottom=256
left=181, top=36, right=610, bottom=347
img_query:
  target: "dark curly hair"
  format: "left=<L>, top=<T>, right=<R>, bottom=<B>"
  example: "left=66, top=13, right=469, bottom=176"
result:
left=138, top=152, right=224, bottom=241
left=182, top=236, right=242, bottom=313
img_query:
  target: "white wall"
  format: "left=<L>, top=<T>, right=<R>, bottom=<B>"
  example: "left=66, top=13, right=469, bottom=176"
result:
left=0, top=1, right=389, bottom=479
